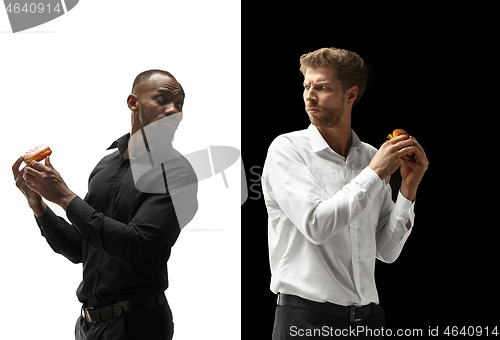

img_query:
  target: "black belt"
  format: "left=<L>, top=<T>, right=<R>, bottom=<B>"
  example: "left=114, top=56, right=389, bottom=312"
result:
left=277, top=293, right=374, bottom=322
left=83, top=293, right=167, bottom=324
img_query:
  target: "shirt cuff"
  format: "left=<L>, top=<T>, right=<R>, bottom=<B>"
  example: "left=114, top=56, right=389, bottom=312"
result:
left=66, top=195, right=96, bottom=237
left=353, top=166, right=385, bottom=195
left=35, top=205, right=58, bottom=231
left=394, top=190, right=415, bottom=229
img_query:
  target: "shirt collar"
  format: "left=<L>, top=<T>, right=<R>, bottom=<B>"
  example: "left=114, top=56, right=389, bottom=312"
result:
left=307, top=124, right=329, bottom=152
left=107, top=133, right=130, bottom=159
left=307, top=124, right=362, bottom=153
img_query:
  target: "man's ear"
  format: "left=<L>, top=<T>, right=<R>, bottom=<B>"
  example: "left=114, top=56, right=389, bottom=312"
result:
left=127, top=94, right=139, bottom=111
left=346, top=86, right=358, bottom=105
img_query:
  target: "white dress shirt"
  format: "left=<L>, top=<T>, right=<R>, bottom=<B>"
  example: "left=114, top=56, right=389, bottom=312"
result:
left=262, top=124, right=415, bottom=306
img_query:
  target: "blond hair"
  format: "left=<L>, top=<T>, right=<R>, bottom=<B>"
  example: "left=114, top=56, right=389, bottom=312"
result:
left=299, top=47, right=367, bottom=105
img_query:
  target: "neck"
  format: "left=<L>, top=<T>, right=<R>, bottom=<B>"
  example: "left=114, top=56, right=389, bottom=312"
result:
left=127, top=125, right=174, bottom=159
left=128, top=110, right=148, bottom=159
left=316, top=120, right=352, bottom=158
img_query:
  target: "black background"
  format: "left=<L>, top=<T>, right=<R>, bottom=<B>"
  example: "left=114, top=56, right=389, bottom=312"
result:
left=241, top=6, right=495, bottom=339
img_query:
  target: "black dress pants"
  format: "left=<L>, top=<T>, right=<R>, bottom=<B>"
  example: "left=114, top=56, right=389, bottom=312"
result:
left=272, top=303, right=385, bottom=339
left=75, top=303, right=173, bottom=340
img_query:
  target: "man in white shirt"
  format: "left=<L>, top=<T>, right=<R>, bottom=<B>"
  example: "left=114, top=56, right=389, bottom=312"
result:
left=262, top=47, right=429, bottom=339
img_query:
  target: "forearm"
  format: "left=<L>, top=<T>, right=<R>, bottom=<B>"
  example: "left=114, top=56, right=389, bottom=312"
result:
left=29, top=199, right=47, bottom=217
left=31, top=188, right=75, bottom=216
left=66, top=195, right=184, bottom=264
left=376, top=191, right=415, bottom=263
left=399, top=185, right=416, bottom=202
left=35, top=205, right=83, bottom=264
left=271, top=167, right=384, bottom=245
left=56, top=189, right=77, bottom=212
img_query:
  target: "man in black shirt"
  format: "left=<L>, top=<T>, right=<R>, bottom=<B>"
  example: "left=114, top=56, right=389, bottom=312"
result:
left=12, top=70, right=198, bottom=340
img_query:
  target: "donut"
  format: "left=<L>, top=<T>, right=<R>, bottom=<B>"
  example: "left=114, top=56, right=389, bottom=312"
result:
left=23, top=144, right=52, bottom=164
left=387, top=129, right=415, bottom=161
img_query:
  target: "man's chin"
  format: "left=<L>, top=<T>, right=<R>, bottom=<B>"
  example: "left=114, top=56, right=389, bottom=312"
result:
left=307, top=113, right=343, bottom=128
left=149, top=132, right=176, bottom=146
left=307, top=112, right=323, bottom=126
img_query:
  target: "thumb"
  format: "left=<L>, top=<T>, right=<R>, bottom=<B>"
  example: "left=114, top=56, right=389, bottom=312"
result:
left=403, top=159, right=417, bottom=169
left=45, top=155, right=53, bottom=168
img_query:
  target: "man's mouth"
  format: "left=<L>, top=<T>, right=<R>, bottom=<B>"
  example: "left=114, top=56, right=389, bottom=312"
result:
left=158, top=114, right=182, bottom=129
left=307, top=108, right=320, bottom=114
left=162, top=122, right=179, bottom=131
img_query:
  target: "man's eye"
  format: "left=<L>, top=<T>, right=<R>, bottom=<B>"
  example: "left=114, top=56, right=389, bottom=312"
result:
left=321, top=86, right=328, bottom=90
left=157, top=97, right=165, bottom=103
left=303, top=85, right=310, bottom=90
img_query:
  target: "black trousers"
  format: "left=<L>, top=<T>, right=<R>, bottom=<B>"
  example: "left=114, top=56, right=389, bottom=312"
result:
left=272, top=303, right=385, bottom=339
left=75, top=303, right=173, bottom=340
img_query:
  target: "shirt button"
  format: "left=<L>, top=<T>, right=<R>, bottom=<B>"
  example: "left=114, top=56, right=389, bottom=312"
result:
left=350, top=224, right=357, bottom=230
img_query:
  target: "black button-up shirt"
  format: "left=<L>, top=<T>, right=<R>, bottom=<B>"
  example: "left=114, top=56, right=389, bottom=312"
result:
left=35, top=133, right=198, bottom=308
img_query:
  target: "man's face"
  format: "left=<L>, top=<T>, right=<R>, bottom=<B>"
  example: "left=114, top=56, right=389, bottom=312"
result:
left=303, top=67, right=347, bottom=128
left=132, top=73, right=185, bottom=142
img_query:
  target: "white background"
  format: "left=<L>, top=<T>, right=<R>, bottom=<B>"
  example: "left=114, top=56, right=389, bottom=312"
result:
left=0, top=1, right=241, bottom=339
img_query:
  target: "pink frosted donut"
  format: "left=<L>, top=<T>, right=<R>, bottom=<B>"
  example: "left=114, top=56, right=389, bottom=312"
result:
left=23, top=144, right=52, bottom=164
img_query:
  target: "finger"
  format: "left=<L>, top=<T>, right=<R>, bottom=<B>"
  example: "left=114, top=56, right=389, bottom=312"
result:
left=404, top=158, right=427, bottom=175
left=30, top=160, right=48, bottom=172
left=12, top=156, right=24, bottom=179
left=382, top=134, right=408, bottom=148
left=403, top=159, right=419, bottom=168
left=388, top=134, right=409, bottom=144
left=395, top=137, right=415, bottom=150
left=23, top=169, right=36, bottom=182
left=405, top=145, right=428, bottom=168
left=24, top=165, right=41, bottom=178
left=15, top=171, right=27, bottom=189
left=45, top=155, right=52, bottom=168
left=24, top=180, right=38, bottom=193
left=23, top=168, right=39, bottom=187
left=411, top=138, right=427, bottom=159
left=409, top=138, right=429, bottom=165
left=397, top=145, right=417, bottom=158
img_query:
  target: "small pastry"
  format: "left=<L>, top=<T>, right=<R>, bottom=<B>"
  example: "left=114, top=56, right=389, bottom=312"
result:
left=23, top=144, right=52, bottom=164
left=387, top=129, right=415, bottom=161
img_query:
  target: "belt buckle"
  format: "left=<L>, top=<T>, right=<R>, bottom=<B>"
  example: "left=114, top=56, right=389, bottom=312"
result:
left=85, top=307, right=97, bottom=324
left=349, top=305, right=363, bottom=322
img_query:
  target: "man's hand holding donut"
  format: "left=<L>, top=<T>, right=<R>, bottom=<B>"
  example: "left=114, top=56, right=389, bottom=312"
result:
left=399, top=137, right=428, bottom=202
left=369, top=132, right=429, bottom=202
left=12, top=156, right=46, bottom=216
left=13, top=156, right=76, bottom=214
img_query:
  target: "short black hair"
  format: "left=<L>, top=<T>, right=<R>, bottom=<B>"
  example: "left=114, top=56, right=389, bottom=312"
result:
left=131, top=69, right=176, bottom=94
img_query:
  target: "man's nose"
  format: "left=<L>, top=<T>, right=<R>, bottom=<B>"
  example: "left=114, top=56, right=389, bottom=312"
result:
left=165, top=104, right=181, bottom=116
left=304, top=88, right=317, bottom=102
left=165, top=107, right=183, bottom=123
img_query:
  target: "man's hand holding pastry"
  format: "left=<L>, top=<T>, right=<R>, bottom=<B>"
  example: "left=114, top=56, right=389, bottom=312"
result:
left=369, top=130, right=428, bottom=202
left=399, top=137, right=428, bottom=201
left=21, top=157, right=76, bottom=211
